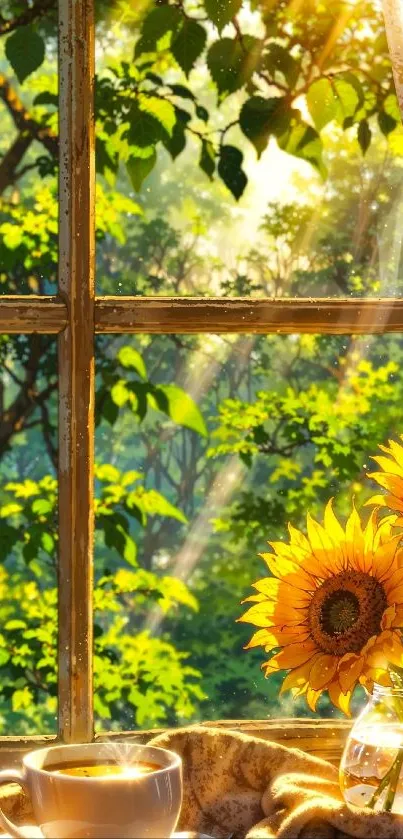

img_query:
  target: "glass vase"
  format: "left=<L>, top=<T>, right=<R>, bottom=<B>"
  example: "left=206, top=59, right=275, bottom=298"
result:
left=340, top=686, right=403, bottom=815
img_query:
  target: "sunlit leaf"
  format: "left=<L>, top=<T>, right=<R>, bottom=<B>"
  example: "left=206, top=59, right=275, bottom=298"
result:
left=158, top=384, right=207, bottom=436
left=117, top=346, right=147, bottom=378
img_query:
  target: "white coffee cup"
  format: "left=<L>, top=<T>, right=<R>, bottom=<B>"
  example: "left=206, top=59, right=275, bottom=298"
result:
left=0, top=742, right=183, bottom=839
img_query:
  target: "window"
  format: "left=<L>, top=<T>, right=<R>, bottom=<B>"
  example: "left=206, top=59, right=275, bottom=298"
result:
left=0, top=0, right=402, bottom=757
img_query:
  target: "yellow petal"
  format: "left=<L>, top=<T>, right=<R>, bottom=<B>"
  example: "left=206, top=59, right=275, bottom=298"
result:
left=383, top=440, right=403, bottom=470
left=338, top=653, right=364, bottom=693
left=309, top=654, right=338, bottom=691
left=280, top=656, right=320, bottom=695
left=383, top=630, right=403, bottom=668
left=263, top=641, right=318, bottom=673
left=306, top=686, right=322, bottom=712
left=381, top=605, right=396, bottom=630
left=383, top=567, right=403, bottom=602
left=368, top=472, right=403, bottom=501
left=323, top=498, right=345, bottom=544
left=288, top=523, right=311, bottom=552
left=251, top=577, right=280, bottom=599
left=253, top=578, right=310, bottom=606
left=345, top=504, right=366, bottom=572
left=307, top=513, right=340, bottom=571
left=371, top=456, right=403, bottom=478
left=262, top=553, right=315, bottom=591
left=328, top=681, right=352, bottom=716
left=372, top=534, right=401, bottom=581
left=238, top=599, right=302, bottom=627
left=390, top=605, right=403, bottom=628
left=365, top=493, right=393, bottom=508
left=244, top=627, right=307, bottom=651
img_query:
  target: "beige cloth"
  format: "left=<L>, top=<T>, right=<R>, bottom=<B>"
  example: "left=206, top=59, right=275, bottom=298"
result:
left=150, top=726, right=403, bottom=839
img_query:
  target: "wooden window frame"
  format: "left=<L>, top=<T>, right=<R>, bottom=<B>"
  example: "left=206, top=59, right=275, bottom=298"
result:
left=0, top=0, right=398, bottom=758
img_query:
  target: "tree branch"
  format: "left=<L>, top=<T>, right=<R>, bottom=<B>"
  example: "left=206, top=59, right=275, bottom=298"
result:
left=0, top=131, right=32, bottom=194
left=0, top=73, right=58, bottom=158
left=0, top=0, right=56, bottom=36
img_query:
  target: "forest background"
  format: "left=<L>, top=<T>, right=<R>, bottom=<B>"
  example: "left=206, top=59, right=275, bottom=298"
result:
left=0, top=0, right=402, bottom=733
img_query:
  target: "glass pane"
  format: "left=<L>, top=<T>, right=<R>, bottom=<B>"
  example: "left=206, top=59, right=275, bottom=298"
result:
left=0, top=335, right=57, bottom=733
left=95, top=0, right=402, bottom=298
left=0, top=4, right=58, bottom=294
left=95, top=332, right=401, bottom=731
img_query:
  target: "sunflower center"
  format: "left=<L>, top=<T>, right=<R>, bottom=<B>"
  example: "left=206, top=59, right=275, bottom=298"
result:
left=309, top=571, right=387, bottom=656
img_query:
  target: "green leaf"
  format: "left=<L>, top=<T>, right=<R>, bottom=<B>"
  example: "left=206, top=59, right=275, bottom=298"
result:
left=138, top=489, right=187, bottom=523
left=138, top=95, right=176, bottom=136
left=218, top=144, right=247, bottom=200
left=96, top=464, right=120, bottom=483
left=158, top=384, right=207, bottom=436
left=33, top=91, right=58, bottom=107
left=5, top=620, right=26, bottom=631
left=127, top=149, right=157, bottom=191
left=32, top=499, right=52, bottom=516
left=111, top=380, right=130, bottom=407
left=203, top=0, right=242, bottom=33
left=5, top=27, right=45, bottom=84
left=265, top=43, right=299, bottom=86
left=200, top=139, right=215, bottom=180
left=127, top=101, right=168, bottom=148
left=207, top=37, right=262, bottom=97
left=117, top=346, right=147, bottom=378
left=0, top=650, right=10, bottom=667
left=239, top=96, right=289, bottom=157
left=135, top=5, right=182, bottom=55
left=333, top=73, right=363, bottom=123
left=378, top=110, right=396, bottom=136
left=279, top=118, right=325, bottom=175
left=169, top=84, right=195, bottom=100
left=96, top=137, right=119, bottom=177
left=41, top=532, right=54, bottom=554
left=163, top=121, right=190, bottom=160
left=306, top=78, right=337, bottom=131
left=358, top=119, right=371, bottom=154
left=384, top=94, right=401, bottom=123
left=196, top=104, right=209, bottom=122
left=171, top=20, right=207, bottom=76
left=104, top=518, right=137, bottom=567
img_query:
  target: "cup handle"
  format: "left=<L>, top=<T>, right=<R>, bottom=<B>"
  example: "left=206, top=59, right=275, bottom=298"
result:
left=0, top=769, right=31, bottom=838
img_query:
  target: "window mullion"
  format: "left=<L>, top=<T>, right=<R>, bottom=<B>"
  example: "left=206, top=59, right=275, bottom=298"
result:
left=57, top=0, right=95, bottom=743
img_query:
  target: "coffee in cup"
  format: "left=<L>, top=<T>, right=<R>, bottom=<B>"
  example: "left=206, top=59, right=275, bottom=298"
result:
left=0, top=742, right=182, bottom=839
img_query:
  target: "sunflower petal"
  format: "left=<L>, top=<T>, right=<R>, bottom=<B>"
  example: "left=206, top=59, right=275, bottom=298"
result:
left=345, top=504, right=366, bottom=571
left=338, top=653, right=364, bottom=693
left=306, top=686, right=322, bottom=711
left=383, top=567, right=403, bottom=602
left=328, top=681, right=352, bottom=716
left=280, top=656, right=320, bottom=695
left=371, top=456, right=403, bottom=478
left=309, top=654, right=338, bottom=691
left=263, top=642, right=318, bottom=673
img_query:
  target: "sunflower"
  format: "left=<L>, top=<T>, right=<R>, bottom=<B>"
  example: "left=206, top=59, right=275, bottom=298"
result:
left=238, top=503, right=403, bottom=714
left=368, top=436, right=403, bottom=524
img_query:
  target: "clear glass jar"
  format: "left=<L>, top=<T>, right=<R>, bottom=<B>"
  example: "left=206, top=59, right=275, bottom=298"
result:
left=340, top=686, right=403, bottom=814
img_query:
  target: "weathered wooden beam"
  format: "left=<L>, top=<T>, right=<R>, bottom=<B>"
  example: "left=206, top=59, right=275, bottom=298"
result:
left=95, top=297, right=403, bottom=334
left=57, top=0, right=95, bottom=743
left=0, top=297, right=67, bottom=333
left=0, top=297, right=402, bottom=335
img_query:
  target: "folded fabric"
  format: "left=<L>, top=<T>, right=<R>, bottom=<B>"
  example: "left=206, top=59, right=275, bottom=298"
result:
left=150, top=726, right=403, bottom=839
